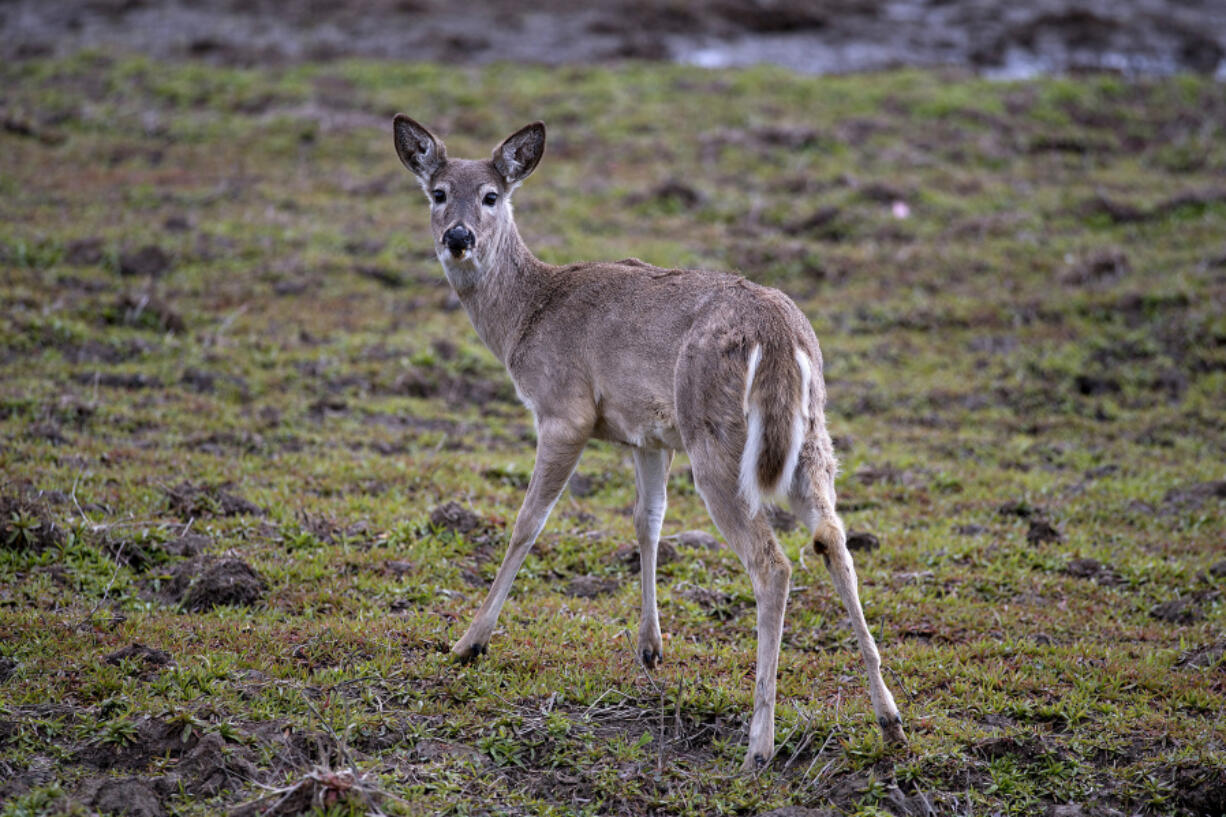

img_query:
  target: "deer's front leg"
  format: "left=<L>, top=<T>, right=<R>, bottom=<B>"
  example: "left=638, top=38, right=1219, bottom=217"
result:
left=452, top=418, right=588, bottom=662
left=632, top=448, right=672, bottom=668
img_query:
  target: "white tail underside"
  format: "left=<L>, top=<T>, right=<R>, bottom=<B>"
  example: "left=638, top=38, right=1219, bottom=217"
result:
left=738, top=345, right=812, bottom=515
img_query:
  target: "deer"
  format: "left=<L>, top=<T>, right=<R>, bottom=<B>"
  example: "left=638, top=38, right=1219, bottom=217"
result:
left=392, top=115, right=906, bottom=770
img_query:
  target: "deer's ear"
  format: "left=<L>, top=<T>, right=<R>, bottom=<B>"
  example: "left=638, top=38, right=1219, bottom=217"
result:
left=492, top=121, right=546, bottom=187
left=393, top=114, right=447, bottom=185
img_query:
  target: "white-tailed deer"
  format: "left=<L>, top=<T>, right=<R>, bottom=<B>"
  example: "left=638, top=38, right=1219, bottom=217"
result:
left=393, top=116, right=905, bottom=769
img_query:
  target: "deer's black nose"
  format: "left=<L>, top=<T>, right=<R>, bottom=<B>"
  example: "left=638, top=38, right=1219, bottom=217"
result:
left=443, top=225, right=475, bottom=256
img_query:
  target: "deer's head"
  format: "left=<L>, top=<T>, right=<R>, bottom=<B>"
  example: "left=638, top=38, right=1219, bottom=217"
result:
left=393, top=116, right=545, bottom=287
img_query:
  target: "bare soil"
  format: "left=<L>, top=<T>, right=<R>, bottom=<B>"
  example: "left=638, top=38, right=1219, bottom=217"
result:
left=3, top=0, right=1224, bottom=76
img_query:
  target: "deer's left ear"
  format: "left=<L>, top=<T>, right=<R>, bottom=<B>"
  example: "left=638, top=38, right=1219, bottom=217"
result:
left=393, top=114, right=447, bottom=186
left=492, top=122, right=546, bottom=187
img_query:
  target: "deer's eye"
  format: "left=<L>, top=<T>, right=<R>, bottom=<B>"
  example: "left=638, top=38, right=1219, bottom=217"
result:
left=483, top=191, right=499, bottom=207
left=431, top=189, right=446, bottom=204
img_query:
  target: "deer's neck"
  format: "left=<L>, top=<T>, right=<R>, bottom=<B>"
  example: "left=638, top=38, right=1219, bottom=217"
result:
left=442, top=224, right=549, bottom=365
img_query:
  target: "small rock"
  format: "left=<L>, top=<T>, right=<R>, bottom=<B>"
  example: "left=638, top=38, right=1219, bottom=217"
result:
left=1046, top=805, right=1084, bottom=817
left=846, top=530, right=879, bottom=552
left=564, top=575, right=620, bottom=598
left=676, top=530, right=720, bottom=550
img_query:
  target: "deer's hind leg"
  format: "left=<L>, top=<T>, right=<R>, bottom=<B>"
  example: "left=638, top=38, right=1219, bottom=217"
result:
left=688, top=446, right=792, bottom=771
left=788, top=440, right=905, bottom=745
left=633, top=447, right=673, bottom=669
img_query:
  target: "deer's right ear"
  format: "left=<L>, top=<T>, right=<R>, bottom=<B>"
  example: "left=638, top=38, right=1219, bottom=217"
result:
left=492, top=121, right=546, bottom=187
left=393, top=114, right=447, bottom=186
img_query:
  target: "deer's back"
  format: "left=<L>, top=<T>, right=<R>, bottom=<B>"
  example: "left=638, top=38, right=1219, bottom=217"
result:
left=505, top=258, right=823, bottom=448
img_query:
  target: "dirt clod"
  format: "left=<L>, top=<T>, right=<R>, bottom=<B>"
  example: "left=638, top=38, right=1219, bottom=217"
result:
left=1163, top=481, right=1226, bottom=512
left=998, top=499, right=1041, bottom=518
left=615, top=540, right=679, bottom=572
left=678, top=584, right=745, bottom=620
left=1176, top=640, right=1226, bottom=670
left=164, top=481, right=264, bottom=520
left=1062, top=248, right=1130, bottom=285
left=846, top=530, right=880, bottom=552
left=231, top=767, right=375, bottom=817
left=104, top=643, right=172, bottom=669
left=64, top=237, right=105, bottom=265
left=86, top=777, right=166, bottom=817
left=629, top=179, right=706, bottom=209
left=177, top=731, right=259, bottom=795
left=75, top=717, right=197, bottom=770
left=1169, top=764, right=1226, bottom=817
left=1, top=490, right=64, bottom=552
left=161, top=557, right=267, bottom=612
left=1151, top=593, right=1215, bottom=625
left=429, top=501, right=485, bottom=535
left=1026, top=519, right=1063, bottom=544
left=105, top=292, right=184, bottom=333
left=1064, top=558, right=1122, bottom=586
left=118, top=245, right=172, bottom=277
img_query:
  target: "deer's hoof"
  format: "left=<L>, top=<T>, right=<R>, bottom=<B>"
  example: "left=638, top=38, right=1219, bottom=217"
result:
left=640, top=647, right=662, bottom=669
left=741, top=752, right=769, bottom=773
left=451, top=641, right=487, bottom=664
left=879, top=714, right=907, bottom=747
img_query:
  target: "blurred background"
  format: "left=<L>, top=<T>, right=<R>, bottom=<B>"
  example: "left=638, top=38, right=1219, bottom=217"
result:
left=4, top=0, right=1225, bottom=77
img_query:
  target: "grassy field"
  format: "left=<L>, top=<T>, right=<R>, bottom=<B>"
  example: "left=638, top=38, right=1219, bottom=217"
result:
left=1, top=54, right=1225, bottom=816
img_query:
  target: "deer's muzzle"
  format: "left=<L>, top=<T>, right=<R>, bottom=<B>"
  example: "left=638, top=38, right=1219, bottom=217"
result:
left=443, top=225, right=475, bottom=257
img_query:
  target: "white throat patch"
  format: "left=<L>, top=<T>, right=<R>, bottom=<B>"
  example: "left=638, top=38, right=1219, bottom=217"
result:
left=437, top=248, right=484, bottom=294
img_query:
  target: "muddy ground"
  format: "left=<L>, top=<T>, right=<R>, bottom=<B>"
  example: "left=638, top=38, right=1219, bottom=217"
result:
left=3, top=0, right=1225, bottom=77
left=1, top=29, right=1225, bottom=817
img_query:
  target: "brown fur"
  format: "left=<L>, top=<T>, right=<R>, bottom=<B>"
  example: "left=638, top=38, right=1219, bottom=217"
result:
left=391, top=115, right=906, bottom=769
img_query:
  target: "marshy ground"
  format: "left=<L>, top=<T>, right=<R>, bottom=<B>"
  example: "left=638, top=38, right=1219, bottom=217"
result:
left=1, top=53, right=1225, bottom=816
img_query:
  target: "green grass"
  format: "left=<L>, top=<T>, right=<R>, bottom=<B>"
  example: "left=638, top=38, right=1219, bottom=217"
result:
left=1, top=54, right=1224, bottom=816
